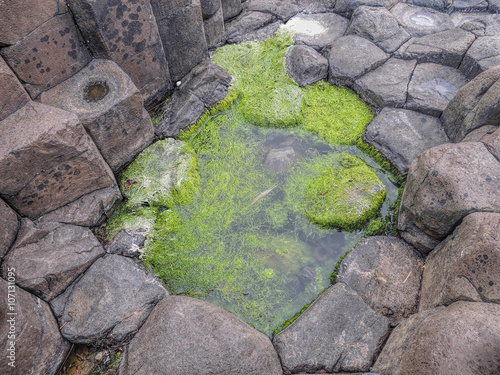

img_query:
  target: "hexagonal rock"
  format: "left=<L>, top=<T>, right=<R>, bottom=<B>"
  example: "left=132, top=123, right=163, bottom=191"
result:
left=273, top=283, right=389, bottom=373
left=373, top=302, right=500, bottom=375
left=354, top=58, right=416, bottom=108
left=245, top=0, right=336, bottom=23
left=201, top=0, right=221, bottom=19
left=397, top=142, right=500, bottom=254
left=204, top=5, right=224, bottom=48
left=346, top=6, right=410, bottom=53
left=0, top=56, right=30, bottom=121
left=0, top=199, right=19, bottom=259
left=119, top=296, right=282, bottom=375
left=0, top=277, right=70, bottom=375
left=390, top=3, right=454, bottom=38
left=405, top=0, right=452, bottom=11
left=336, top=0, right=399, bottom=18
left=224, top=11, right=281, bottom=45
left=337, top=236, right=423, bottom=322
left=40, top=59, right=154, bottom=172
left=51, top=254, right=167, bottom=344
left=286, top=45, right=328, bottom=87
left=0, top=101, right=116, bottom=219
left=0, top=13, right=92, bottom=98
left=221, top=0, right=242, bottom=20
left=460, top=36, right=500, bottom=79
left=420, top=212, right=500, bottom=311
left=441, top=65, right=500, bottom=142
left=453, top=0, right=489, bottom=12
left=407, top=63, right=469, bottom=117
left=328, top=35, right=389, bottom=87
left=363, top=108, right=449, bottom=175
left=0, top=219, right=104, bottom=301
left=106, top=229, right=146, bottom=258
left=396, top=28, right=476, bottom=68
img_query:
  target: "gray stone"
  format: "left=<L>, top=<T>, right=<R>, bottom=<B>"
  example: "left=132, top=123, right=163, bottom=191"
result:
left=396, top=28, right=476, bottom=68
left=390, top=3, right=454, bottom=38
left=373, top=302, right=500, bottom=375
left=106, top=229, right=147, bottom=258
left=221, top=0, right=242, bottom=20
left=201, top=0, right=221, bottom=18
left=337, top=236, right=423, bottom=322
left=0, top=219, right=104, bottom=301
left=337, top=0, right=399, bottom=18
left=347, top=6, right=411, bottom=53
left=407, top=63, right=469, bottom=117
left=460, top=35, right=500, bottom=79
left=328, top=35, right=389, bottom=87
left=286, top=45, right=328, bottom=87
left=204, top=5, right=224, bottom=48
left=0, top=199, right=18, bottom=259
left=482, top=127, right=500, bottom=160
left=224, top=10, right=281, bottom=44
left=406, top=0, right=452, bottom=11
left=0, top=56, right=30, bottom=121
left=461, top=124, right=498, bottom=142
left=51, top=254, right=167, bottom=344
left=453, top=0, right=489, bottom=12
left=420, top=212, right=500, bottom=310
left=245, top=0, right=336, bottom=22
left=119, top=296, right=282, bottom=375
left=355, top=58, right=416, bottom=108
left=264, top=146, right=296, bottom=174
left=0, top=277, right=70, bottom=375
left=398, top=142, right=500, bottom=254
left=273, top=283, right=389, bottom=373
left=363, top=108, right=449, bottom=175
left=40, top=59, right=154, bottom=172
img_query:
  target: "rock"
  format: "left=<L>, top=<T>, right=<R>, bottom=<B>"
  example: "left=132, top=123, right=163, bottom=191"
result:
left=390, top=3, right=454, bottom=38
left=119, top=296, right=282, bottom=375
left=0, top=13, right=92, bottom=98
left=151, top=0, right=208, bottom=82
left=462, top=124, right=498, bottom=142
left=0, top=277, right=70, bottom=374
left=363, top=108, right=449, bottom=175
left=347, top=6, right=410, bottom=53
left=373, top=302, right=500, bottom=375
left=482, top=127, right=500, bottom=160
left=201, top=0, right=221, bottom=18
left=221, top=0, right=242, bottom=20
left=40, top=59, right=154, bottom=172
left=106, top=229, right=147, bottom=258
left=0, top=219, right=104, bottom=301
left=245, top=0, right=336, bottom=22
left=406, top=0, right=452, bottom=11
left=407, top=63, right=469, bottom=117
left=286, top=45, right=328, bottom=87
left=224, top=10, right=281, bottom=44
left=441, top=65, right=500, bottom=142
left=460, top=36, right=500, bottom=79
left=337, top=236, right=423, bottom=321
left=0, top=101, right=116, bottom=219
left=453, top=0, right=489, bottom=12
left=264, top=146, right=296, bottom=174
left=420, top=212, right=500, bottom=310
left=355, top=58, right=416, bottom=108
left=397, top=142, right=500, bottom=254
left=156, top=60, right=231, bottom=137
left=0, top=56, right=30, bottom=121
left=397, top=28, right=476, bottom=69
left=0, top=199, right=19, bottom=259
left=204, top=5, right=224, bottom=48
left=338, top=0, right=399, bottom=18
left=328, top=35, right=389, bottom=87
left=51, top=254, right=167, bottom=343
left=273, top=283, right=389, bottom=373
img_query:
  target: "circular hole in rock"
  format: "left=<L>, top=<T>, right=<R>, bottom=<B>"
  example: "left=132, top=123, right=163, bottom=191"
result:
left=84, top=81, right=110, bottom=102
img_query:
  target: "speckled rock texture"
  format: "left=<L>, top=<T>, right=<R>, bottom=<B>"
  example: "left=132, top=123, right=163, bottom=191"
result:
left=0, top=198, right=19, bottom=259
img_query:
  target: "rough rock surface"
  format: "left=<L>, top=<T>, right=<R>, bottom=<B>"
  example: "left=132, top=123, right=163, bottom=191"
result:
left=337, top=0, right=399, bottom=17
left=390, top=3, right=454, bottom=37
left=264, top=146, right=296, bottom=174
left=398, top=142, right=500, bottom=254
left=363, top=107, right=449, bottom=175
left=461, top=124, right=499, bottom=142
left=224, top=10, right=281, bottom=44
left=337, top=236, right=423, bottom=321
left=201, top=0, right=221, bottom=18
left=119, top=296, right=283, bottom=375
left=273, top=283, right=389, bottom=373
left=51, top=254, right=167, bottom=343
left=0, top=277, right=70, bottom=375
left=460, top=35, right=500, bottom=79
left=222, top=0, right=243, bottom=20
left=0, top=199, right=18, bottom=259
left=0, top=219, right=104, bottom=301
left=245, top=0, right=336, bottom=22
left=0, top=57, right=30, bottom=121
left=286, top=45, right=328, bottom=86
left=106, top=229, right=147, bottom=258
left=204, top=5, right=225, bottom=48
left=482, top=126, right=500, bottom=160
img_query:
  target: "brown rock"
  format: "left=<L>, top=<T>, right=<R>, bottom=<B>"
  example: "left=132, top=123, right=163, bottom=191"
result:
left=461, top=124, right=498, bottom=142
left=482, top=126, right=500, bottom=160
left=0, top=57, right=30, bottom=121
left=0, top=199, right=19, bottom=259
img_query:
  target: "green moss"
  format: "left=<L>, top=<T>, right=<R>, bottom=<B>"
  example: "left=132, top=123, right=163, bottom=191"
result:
left=329, top=247, right=355, bottom=284
left=356, top=138, right=404, bottom=184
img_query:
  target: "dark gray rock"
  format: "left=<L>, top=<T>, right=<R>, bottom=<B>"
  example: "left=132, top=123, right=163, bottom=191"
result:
left=264, top=146, right=296, bottom=174
left=0, top=219, right=104, bottom=301
left=355, top=58, right=416, bottom=108
left=460, top=35, right=500, bottom=79
left=201, top=0, right=221, bottom=18
left=363, top=108, right=449, bottom=175
left=155, top=60, right=231, bottom=137
left=106, top=229, right=147, bottom=258
left=0, top=277, right=70, bottom=375
left=204, top=5, right=224, bottom=48
left=0, top=56, right=30, bottom=122
left=407, top=63, right=469, bottom=117
left=406, top=0, right=452, bottom=11
left=347, top=6, right=410, bottom=53
left=245, top=0, right=336, bottom=22
left=461, top=124, right=498, bottom=142
left=390, top=3, right=454, bottom=38
left=273, top=283, right=389, bottom=373
left=119, top=296, right=282, bottom=375
left=337, top=236, right=423, bottom=322
left=328, top=35, right=389, bottom=86
left=337, top=0, right=399, bottom=18
left=0, top=199, right=18, bottom=259
left=224, top=10, right=281, bottom=44
left=453, top=0, right=489, bottom=12
left=286, top=45, right=328, bottom=87
left=398, top=142, right=500, bottom=254
left=221, top=0, right=242, bottom=20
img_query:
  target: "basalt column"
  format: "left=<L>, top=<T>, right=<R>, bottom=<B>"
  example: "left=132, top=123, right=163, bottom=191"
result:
left=201, top=0, right=224, bottom=48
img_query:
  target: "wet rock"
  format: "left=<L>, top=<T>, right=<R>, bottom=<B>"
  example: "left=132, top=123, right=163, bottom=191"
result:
left=373, top=302, right=500, bottom=375
left=201, top=0, right=221, bottom=18
left=264, top=146, right=296, bottom=174
left=106, top=229, right=147, bottom=258
left=0, top=198, right=19, bottom=259
left=224, top=10, right=281, bottom=44
left=460, top=36, right=500, bottom=79
left=363, top=108, right=449, bottom=175
left=355, top=58, right=416, bottom=108
left=273, top=283, right=389, bottom=373
left=407, top=63, right=469, bottom=117
left=398, top=142, right=500, bottom=254
left=204, top=5, right=224, bottom=48
left=337, top=236, right=423, bottom=322
left=286, top=45, right=328, bottom=87
left=328, top=35, right=389, bottom=87
left=0, top=278, right=70, bottom=375
left=119, top=296, right=282, bottom=375
left=420, top=212, right=500, bottom=310
left=0, top=219, right=104, bottom=301
left=0, top=56, right=30, bottom=121
left=40, top=59, right=154, bottom=172
left=347, top=6, right=410, bottom=53
left=51, top=254, right=167, bottom=343
left=0, top=13, right=92, bottom=98
left=221, top=0, right=242, bottom=20
left=390, top=3, right=454, bottom=38
left=0, top=101, right=116, bottom=219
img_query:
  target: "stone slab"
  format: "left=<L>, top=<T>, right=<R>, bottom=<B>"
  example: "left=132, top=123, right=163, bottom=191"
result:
left=0, top=198, right=19, bottom=259
left=391, top=3, right=454, bottom=37
left=0, top=56, right=30, bottom=121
